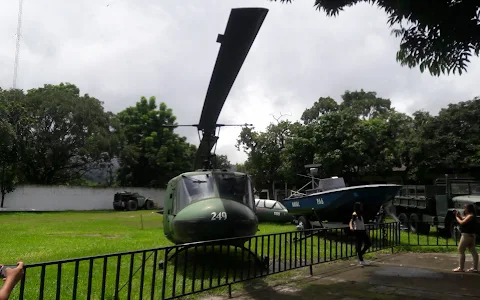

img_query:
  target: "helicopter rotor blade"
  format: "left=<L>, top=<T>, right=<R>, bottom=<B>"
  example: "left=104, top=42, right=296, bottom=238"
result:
left=194, top=7, right=268, bottom=169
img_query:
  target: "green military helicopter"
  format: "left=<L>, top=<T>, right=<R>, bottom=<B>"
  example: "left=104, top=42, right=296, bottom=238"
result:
left=157, top=7, right=269, bottom=267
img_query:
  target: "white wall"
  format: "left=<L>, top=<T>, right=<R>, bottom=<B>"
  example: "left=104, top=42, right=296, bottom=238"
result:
left=0, top=185, right=166, bottom=211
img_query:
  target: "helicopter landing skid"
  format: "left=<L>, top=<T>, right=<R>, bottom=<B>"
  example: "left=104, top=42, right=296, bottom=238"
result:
left=235, top=245, right=270, bottom=270
left=158, top=245, right=270, bottom=270
left=292, top=229, right=327, bottom=243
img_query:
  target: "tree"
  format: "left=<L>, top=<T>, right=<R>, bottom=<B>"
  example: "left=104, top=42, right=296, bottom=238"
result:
left=246, top=89, right=404, bottom=187
left=214, top=154, right=231, bottom=169
left=300, top=96, right=338, bottom=124
left=272, top=0, right=480, bottom=76
left=236, top=120, right=294, bottom=193
left=340, top=89, right=392, bottom=120
left=16, top=83, right=116, bottom=184
left=383, top=110, right=414, bottom=182
left=278, top=121, right=316, bottom=185
left=0, top=119, right=17, bottom=207
left=407, top=98, right=480, bottom=182
left=116, top=96, right=196, bottom=188
left=0, top=88, right=27, bottom=206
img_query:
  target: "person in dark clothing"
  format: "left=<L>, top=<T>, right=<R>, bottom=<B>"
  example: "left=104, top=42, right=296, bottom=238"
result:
left=349, top=202, right=372, bottom=266
left=453, top=203, right=478, bottom=273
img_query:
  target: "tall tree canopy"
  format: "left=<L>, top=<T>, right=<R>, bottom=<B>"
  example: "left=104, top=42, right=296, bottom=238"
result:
left=0, top=83, right=117, bottom=185
left=273, top=0, right=480, bottom=76
left=0, top=118, right=17, bottom=207
left=238, top=89, right=480, bottom=190
left=116, top=96, right=197, bottom=188
left=15, top=83, right=116, bottom=184
left=214, top=154, right=232, bottom=170
left=0, top=88, right=28, bottom=205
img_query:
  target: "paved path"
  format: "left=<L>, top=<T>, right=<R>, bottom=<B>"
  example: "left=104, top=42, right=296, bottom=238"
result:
left=202, top=252, right=480, bottom=300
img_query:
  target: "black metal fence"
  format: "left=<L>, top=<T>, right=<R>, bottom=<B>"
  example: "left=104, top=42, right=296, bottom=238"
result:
left=11, top=221, right=477, bottom=300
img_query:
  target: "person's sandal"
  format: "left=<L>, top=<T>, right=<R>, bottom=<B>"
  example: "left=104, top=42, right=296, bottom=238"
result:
left=453, top=267, right=464, bottom=272
left=466, top=268, right=478, bottom=273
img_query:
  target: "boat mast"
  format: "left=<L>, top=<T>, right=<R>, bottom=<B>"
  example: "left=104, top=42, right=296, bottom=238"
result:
left=305, top=163, right=321, bottom=190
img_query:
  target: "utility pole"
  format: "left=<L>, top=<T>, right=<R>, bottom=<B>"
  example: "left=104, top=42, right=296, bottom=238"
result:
left=13, top=0, right=24, bottom=89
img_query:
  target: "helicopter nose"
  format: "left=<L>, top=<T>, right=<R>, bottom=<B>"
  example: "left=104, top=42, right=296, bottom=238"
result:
left=172, top=198, right=258, bottom=243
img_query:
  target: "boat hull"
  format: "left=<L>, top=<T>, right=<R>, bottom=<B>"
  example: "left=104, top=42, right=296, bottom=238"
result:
left=283, top=184, right=402, bottom=224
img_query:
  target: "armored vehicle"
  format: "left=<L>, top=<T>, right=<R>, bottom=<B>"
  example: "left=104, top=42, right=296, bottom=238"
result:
left=113, top=191, right=155, bottom=211
left=392, top=175, right=480, bottom=239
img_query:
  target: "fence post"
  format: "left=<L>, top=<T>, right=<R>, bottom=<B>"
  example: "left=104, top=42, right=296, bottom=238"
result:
left=391, top=223, right=395, bottom=254
left=398, top=222, right=402, bottom=246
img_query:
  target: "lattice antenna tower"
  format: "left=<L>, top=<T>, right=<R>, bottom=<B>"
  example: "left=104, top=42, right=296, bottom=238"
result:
left=13, top=0, right=24, bottom=89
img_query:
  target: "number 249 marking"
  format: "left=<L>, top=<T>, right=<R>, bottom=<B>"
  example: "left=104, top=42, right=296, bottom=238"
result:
left=211, top=212, right=227, bottom=220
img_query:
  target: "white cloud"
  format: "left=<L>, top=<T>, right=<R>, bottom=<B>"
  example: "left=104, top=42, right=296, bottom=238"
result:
left=1, top=0, right=479, bottom=165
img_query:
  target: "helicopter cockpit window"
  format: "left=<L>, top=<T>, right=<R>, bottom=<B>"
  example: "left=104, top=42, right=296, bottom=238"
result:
left=264, top=200, right=276, bottom=209
left=214, top=173, right=253, bottom=207
left=274, top=201, right=287, bottom=210
left=175, top=174, right=215, bottom=213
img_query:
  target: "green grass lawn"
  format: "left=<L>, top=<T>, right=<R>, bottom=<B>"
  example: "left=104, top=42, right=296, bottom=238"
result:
left=2, top=211, right=301, bottom=299
left=0, top=211, right=470, bottom=300
left=1, top=210, right=294, bottom=264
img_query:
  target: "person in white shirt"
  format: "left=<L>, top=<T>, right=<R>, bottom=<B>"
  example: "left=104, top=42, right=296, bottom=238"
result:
left=349, top=202, right=371, bottom=266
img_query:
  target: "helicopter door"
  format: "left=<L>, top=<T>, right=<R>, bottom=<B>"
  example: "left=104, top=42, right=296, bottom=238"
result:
left=162, top=183, right=176, bottom=239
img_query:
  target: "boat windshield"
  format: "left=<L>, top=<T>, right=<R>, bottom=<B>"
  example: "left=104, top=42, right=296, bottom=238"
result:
left=214, top=173, right=254, bottom=208
left=175, top=174, right=215, bottom=213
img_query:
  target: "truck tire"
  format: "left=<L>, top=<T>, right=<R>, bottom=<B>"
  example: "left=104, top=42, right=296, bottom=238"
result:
left=126, top=200, right=138, bottom=211
left=419, top=222, right=431, bottom=235
left=298, top=216, right=312, bottom=230
left=297, top=216, right=312, bottom=235
left=449, top=220, right=461, bottom=242
left=144, top=200, right=155, bottom=210
left=398, top=213, right=408, bottom=230
left=409, top=213, right=420, bottom=233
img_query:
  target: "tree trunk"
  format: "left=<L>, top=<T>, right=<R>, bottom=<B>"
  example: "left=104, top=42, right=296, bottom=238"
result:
left=1, top=191, right=5, bottom=208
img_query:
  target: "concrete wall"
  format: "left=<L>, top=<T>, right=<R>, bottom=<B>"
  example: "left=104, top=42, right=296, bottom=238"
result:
left=0, top=185, right=166, bottom=211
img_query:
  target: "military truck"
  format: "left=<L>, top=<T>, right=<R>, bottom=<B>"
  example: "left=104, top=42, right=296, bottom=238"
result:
left=113, top=191, right=155, bottom=211
left=392, top=175, right=480, bottom=239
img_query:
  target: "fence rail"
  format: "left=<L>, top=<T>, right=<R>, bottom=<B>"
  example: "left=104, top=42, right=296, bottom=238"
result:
left=12, top=221, right=478, bottom=300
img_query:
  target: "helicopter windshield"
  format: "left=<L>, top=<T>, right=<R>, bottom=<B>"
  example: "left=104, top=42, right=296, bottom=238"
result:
left=213, top=173, right=254, bottom=208
left=175, top=174, right=215, bottom=213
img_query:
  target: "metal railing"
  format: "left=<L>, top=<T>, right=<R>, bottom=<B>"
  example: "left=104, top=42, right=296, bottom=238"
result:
left=395, top=220, right=479, bottom=248
left=11, top=221, right=478, bottom=300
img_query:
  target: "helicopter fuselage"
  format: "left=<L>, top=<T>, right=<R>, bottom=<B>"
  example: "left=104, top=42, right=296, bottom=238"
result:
left=162, top=170, right=259, bottom=246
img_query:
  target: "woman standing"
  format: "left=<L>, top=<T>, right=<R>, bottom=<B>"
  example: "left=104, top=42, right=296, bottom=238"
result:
left=350, top=202, right=372, bottom=266
left=453, top=203, right=478, bottom=273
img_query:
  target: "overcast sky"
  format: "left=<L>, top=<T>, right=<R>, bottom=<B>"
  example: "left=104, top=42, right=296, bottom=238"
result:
left=1, top=0, right=479, bottom=165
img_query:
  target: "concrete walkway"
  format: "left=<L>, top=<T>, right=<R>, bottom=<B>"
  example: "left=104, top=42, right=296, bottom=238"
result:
left=205, top=252, right=480, bottom=300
